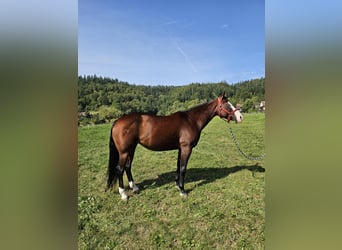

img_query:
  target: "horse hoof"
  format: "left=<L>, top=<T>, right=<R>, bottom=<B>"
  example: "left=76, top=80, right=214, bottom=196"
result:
left=119, top=188, right=128, bottom=201
left=129, top=182, right=140, bottom=193
left=132, top=186, right=140, bottom=193
left=180, top=192, right=188, bottom=198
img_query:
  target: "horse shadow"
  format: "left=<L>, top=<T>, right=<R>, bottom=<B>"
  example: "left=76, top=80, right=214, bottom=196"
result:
left=137, top=164, right=265, bottom=193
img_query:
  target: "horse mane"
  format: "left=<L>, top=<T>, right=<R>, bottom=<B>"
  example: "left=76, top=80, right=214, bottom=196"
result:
left=180, top=99, right=215, bottom=113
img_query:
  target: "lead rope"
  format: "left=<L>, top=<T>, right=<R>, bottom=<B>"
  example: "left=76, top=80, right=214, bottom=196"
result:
left=228, top=122, right=266, bottom=161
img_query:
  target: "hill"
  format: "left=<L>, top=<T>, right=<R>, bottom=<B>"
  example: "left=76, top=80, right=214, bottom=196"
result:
left=78, top=76, right=264, bottom=125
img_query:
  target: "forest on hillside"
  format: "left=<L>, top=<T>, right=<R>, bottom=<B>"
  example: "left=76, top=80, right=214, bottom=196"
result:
left=78, top=75, right=265, bottom=125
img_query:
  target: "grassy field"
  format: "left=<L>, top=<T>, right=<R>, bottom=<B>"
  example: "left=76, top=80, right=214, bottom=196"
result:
left=78, top=113, right=265, bottom=249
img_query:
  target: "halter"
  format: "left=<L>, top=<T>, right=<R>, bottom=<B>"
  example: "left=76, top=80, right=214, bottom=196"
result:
left=217, top=98, right=239, bottom=123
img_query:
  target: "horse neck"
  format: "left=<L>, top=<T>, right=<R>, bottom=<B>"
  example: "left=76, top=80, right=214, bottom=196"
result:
left=186, top=100, right=217, bottom=131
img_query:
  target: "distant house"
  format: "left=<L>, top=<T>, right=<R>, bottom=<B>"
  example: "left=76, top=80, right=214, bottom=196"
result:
left=259, top=101, right=266, bottom=112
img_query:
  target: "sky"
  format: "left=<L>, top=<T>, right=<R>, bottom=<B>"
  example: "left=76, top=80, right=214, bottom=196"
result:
left=78, top=0, right=264, bottom=85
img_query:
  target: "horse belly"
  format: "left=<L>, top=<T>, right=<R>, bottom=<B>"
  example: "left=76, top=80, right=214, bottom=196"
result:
left=141, top=141, right=178, bottom=151
left=139, top=128, right=179, bottom=151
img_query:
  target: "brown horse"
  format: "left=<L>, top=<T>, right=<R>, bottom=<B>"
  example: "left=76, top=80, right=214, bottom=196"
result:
left=106, top=93, right=243, bottom=200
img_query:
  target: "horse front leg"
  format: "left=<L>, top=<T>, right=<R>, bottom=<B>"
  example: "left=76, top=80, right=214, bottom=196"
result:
left=177, top=146, right=192, bottom=197
left=175, top=149, right=181, bottom=187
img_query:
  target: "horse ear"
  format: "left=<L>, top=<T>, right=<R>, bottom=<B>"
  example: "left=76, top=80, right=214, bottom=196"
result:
left=222, top=91, right=226, bottom=97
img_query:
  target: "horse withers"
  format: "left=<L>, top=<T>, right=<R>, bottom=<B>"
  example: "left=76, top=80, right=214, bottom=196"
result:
left=106, top=93, right=243, bottom=200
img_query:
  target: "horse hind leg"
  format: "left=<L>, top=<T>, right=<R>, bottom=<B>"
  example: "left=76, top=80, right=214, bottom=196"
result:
left=117, top=153, right=129, bottom=200
left=125, top=151, right=139, bottom=193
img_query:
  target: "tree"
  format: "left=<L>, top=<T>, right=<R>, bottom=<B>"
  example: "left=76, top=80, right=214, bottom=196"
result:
left=98, top=105, right=122, bottom=123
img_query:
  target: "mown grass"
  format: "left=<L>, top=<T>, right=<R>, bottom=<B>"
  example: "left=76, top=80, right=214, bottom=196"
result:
left=78, top=113, right=265, bottom=249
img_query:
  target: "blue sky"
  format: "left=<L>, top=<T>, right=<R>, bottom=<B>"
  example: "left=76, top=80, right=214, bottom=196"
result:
left=79, top=0, right=264, bottom=85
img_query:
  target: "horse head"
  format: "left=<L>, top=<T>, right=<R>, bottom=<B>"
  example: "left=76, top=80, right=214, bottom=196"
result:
left=217, top=92, right=243, bottom=123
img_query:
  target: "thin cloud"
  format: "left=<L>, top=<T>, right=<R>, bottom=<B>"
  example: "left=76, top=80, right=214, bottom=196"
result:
left=161, top=25, right=198, bottom=73
left=221, top=24, right=230, bottom=30
left=175, top=41, right=198, bottom=73
left=157, top=20, right=178, bottom=27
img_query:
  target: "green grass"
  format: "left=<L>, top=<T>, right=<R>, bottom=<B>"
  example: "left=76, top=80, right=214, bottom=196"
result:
left=78, top=113, right=265, bottom=249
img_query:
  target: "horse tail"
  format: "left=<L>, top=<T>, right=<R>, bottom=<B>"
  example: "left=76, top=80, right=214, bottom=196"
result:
left=106, top=122, right=119, bottom=191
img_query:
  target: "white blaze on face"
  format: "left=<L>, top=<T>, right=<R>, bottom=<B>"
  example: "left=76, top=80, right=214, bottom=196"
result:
left=228, top=102, right=243, bottom=123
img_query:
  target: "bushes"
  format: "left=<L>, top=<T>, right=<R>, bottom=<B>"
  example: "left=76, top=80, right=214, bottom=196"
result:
left=78, top=106, right=122, bottom=126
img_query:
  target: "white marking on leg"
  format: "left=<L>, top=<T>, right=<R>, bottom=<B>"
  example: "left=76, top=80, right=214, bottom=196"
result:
left=129, top=181, right=139, bottom=192
left=180, top=192, right=188, bottom=197
left=119, top=187, right=128, bottom=200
